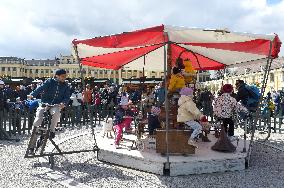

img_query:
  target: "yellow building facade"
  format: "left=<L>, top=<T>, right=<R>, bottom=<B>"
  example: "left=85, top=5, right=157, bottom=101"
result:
left=0, top=55, right=164, bottom=82
left=204, top=58, right=284, bottom=93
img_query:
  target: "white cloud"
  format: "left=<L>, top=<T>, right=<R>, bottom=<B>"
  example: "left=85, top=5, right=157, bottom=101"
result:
left=0, top=0, right=283, bottom=59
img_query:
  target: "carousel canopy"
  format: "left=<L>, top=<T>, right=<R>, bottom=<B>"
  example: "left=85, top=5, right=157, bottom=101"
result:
left=72, top=25, right=281, bottom=71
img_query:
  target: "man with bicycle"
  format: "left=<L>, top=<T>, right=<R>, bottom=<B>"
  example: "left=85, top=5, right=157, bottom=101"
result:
left=28, top=69, right=70, bottom=155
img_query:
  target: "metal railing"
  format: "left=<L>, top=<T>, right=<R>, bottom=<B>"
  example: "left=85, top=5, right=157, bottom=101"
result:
left=0, top=104, right=115, bottom=140
left=1, top=104, right=283, bottom=140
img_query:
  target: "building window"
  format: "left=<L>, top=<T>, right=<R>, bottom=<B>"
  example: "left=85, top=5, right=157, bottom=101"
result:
left=41, top=70, right=44, bottom=73
left=25, top=69, right=27, bottom=73
left=30, top=70, right=32, bottom=73
left=35, top=69, right=38, bottom=73
left=7, top=67, right=10, bottom=71
left=270, top=73, right=274, bottom=82
left=99, top=70, right=103, bottom=74
left=252, top=76, right=256, bottom=83
left=2, top=67, right=5, bottom=71
left=46, top=70, right=49, bottom=73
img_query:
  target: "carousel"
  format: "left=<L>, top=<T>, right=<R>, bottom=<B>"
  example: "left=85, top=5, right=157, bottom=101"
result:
left=70, top=25, right=281, bottom=176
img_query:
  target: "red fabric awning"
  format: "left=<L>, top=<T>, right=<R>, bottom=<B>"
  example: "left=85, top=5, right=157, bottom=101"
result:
left=72, top=25, right=281, bottom=71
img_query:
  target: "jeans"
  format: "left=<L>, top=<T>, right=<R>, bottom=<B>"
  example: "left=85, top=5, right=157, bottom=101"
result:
left=185, top=120, right=202, bottom=140
left=29, top=106, right=61, bottom=149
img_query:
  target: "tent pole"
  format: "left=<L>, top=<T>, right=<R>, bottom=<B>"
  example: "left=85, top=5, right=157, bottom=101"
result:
left=163, top=33, right=170, bottom=174
left=73, top=44, right=96, bottom=144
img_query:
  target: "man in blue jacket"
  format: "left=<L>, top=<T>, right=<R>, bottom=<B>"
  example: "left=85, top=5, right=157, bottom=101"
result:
left=28, top=69, right=70, bottom=154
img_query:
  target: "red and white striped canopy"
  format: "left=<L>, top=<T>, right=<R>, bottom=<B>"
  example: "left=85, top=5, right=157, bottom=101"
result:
left=72, top=25, right=281, bottom=71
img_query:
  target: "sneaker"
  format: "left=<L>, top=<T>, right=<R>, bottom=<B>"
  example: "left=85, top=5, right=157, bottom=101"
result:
left=188, top=139, right=198, bottom=148
left=49, top=132, right=55, bottom=139
left=114, top=144, right=119, bottom=149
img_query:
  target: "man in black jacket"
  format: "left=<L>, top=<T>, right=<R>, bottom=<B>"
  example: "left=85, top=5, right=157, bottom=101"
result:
left=235, top=80, right=250, bottom=106
left=27, top=69, right=70, bottom=155
left=0, top=80, right=8, bottom=111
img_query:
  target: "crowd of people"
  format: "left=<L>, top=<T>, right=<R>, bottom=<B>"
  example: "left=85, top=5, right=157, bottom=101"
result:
left=1, top=68, right=284, bottom=152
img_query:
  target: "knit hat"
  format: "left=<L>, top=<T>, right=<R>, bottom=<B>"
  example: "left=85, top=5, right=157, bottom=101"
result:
left=151, top=106, right=161, bottom=116
left=0, top=80, right=4, bottom=85
left=55, top=69, right=67, bottom=75
left=222, top=84, right=233, bottom=93
left=179, top=87, right=194, bottom=96
left=119, top=96, right=129, bottom=106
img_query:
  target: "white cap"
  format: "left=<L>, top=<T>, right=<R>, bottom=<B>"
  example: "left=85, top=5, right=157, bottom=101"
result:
left=0, top=80, right=4, bottom=85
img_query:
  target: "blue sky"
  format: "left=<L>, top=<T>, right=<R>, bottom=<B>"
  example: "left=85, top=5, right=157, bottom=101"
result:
left=0, top=0, right=283, bottom=59
left=267, top=0, right=282, bottom=5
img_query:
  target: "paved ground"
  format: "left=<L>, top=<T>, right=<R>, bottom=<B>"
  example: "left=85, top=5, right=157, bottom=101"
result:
left=0, top=127, right=283, bottom=188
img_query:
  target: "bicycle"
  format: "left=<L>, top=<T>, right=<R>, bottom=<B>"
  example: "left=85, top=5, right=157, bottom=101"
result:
left=26, top=103, right=62, bottom=157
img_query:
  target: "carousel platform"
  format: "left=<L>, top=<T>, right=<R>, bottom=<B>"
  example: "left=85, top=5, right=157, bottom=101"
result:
left=96, top=132, right=249, bottom=176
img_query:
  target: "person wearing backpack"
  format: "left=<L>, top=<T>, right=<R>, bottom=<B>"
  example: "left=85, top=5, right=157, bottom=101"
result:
left=235, top=80, right=260, bottom=112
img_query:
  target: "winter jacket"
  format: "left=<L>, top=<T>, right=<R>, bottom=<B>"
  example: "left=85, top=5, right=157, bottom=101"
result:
left=236, top=83, right=250, bottom=106
left=114, top=106, right=134, bottom=125
left=168, top=74, right=185, bottom=93
left=0, top=88, right=8, bottom=110
left=155, top=87, right=165, bottom=104
left=214, top=93, right=248, bottom=119
left=93, top=92, right=101, bottom=105
left=148, top=113, right=161, bottom=135
left=30, top=78, right=70, bottom=106
left=177, top=95, right=202, bottom=123
left=82, top=88, right=92, bottom=103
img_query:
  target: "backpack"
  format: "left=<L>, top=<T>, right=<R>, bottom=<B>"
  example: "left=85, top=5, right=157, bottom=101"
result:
left=245, top=85, right=261, bottom=107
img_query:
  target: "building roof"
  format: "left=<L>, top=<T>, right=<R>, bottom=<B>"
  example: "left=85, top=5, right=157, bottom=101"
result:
left=226, top=57, right=284, bottom=77
left=25, top=59, right=58, bottom=66
left=0, top=57, right=25, bottom=64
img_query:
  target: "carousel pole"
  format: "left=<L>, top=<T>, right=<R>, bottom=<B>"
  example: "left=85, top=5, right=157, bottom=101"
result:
left=247, top=40, right=273, bottom=165
left=251, top=42, right=273, bottom=140
left=163, top=32, right=170, bottom=174
left=251, top=41, right=273, bottom=141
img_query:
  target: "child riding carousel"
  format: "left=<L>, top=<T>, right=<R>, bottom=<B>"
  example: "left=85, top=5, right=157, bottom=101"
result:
left=113, top=96, right=134, bottom=149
